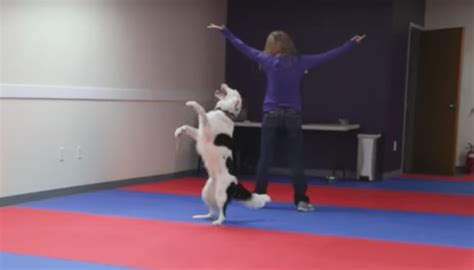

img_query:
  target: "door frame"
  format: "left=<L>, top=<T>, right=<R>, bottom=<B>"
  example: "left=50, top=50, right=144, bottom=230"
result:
left=401, top=23, right=464, bottom=174
left=401, top=22, right=425, bottom=172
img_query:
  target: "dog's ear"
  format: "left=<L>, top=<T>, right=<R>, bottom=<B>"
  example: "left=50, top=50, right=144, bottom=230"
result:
left=234, top=100, right=241, bottom=112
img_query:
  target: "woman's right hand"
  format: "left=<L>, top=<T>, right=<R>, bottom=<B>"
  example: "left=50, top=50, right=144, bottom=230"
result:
left=207, top=23, right=225, bottom=31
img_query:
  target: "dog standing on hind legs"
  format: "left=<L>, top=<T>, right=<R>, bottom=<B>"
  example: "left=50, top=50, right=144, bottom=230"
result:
left=175, top=83, right=271, bottom=225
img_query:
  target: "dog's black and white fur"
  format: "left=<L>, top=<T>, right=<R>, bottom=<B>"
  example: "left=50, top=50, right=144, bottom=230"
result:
left=175, top=84, right=271, bottom=225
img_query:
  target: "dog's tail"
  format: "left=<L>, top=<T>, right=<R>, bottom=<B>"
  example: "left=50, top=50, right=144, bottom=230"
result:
left=227, top=183, right=271, bottom=209
left=241, top=193, right=272, bottom=209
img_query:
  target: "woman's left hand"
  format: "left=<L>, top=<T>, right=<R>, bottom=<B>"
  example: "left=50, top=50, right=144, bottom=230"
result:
left=351, top=34, right=366, bottom=43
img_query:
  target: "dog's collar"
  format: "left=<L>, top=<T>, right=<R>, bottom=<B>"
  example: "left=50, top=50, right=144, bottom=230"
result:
left=216, top=107, right=236, bottom=121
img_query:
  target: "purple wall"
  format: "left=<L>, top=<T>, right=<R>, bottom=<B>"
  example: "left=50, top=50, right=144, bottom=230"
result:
left=226, top=0, right=425, bottom=174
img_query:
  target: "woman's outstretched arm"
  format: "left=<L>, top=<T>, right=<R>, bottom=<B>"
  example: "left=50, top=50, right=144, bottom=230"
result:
left=300, top=34, right=366, bottom=70
left=208, top=23, right=266, bottom=63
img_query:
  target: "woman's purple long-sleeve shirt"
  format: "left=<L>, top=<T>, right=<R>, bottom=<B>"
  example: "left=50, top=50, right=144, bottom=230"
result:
left=221, top=29, right=357, bottom=112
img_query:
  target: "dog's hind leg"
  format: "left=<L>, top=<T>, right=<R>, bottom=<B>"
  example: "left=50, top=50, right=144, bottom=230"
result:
left=193, top=177, right=217, bottom=219
left=193, top=209, right=217, bottom=219
left=175, top=125, right=198, bottom=141
left=193, top=206, right=217, bottom=219
left=212, top=179, right=231, bottom=226
left=212, top=203, right=226, bottom=226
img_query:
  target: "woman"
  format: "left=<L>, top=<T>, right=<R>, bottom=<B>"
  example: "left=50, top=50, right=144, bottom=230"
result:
left=208, top=23, right=365, bottom=211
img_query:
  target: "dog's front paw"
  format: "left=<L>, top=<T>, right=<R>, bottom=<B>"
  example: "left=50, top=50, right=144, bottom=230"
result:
left=174, top=126, right=186, bottom=138
left=186, top=101, right=198, bottom=107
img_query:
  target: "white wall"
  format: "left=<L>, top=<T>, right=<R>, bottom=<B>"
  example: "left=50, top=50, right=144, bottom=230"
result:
left=0, top=0, right=227, bottom=197
left=425, top=0, right=474, bottom=167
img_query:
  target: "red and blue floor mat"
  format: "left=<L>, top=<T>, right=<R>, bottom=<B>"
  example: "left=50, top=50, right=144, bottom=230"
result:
left=1, top=175, right=473, bottom=269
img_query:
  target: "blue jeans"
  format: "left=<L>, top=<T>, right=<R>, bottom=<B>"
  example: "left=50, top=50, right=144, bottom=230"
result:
left=254, top=108, right=309, bottom=204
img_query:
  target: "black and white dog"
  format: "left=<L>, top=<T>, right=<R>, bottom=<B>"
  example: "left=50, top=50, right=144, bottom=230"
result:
left=175, top=84, right=271, bottom=225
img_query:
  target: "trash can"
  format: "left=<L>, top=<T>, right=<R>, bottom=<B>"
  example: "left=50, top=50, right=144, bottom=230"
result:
left=357, top=134, right=381, bottom=181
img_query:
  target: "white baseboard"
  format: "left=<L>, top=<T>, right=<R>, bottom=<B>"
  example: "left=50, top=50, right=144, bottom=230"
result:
left=270, top=167, right=402, bottom=179
left=269, top=167, right=356, bottom=178
left=382, top=169, right=402, bottom=178
left=0, top=83, right=206, bottom=102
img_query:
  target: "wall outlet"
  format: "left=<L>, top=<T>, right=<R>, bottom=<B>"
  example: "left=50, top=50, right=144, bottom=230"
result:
left=59, top=147, right=65, bottom=162
left=393, top=141, right=398, bottom=152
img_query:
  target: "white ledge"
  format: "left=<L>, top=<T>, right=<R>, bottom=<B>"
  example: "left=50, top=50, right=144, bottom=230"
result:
left=0, top=84, right=204, bottom=102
